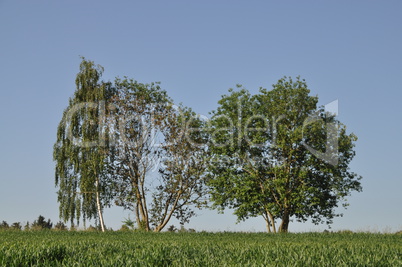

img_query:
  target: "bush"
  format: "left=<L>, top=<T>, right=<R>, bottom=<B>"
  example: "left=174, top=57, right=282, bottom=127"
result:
left=11, top=222, right=22, bottom=231
left=167, top=225, right=177, bottom=232
left=119, top=225, right=131, bottom=232
left=85, top=225, right=100, bottom=232
left=31, top=215, right=53, bottom=230
left=0, top=221, right=9, bottom=230
left=54, top=222, right=68, bottom=231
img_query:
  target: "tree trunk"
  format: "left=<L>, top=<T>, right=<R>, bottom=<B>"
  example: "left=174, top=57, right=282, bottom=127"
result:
left=136, top=194, right=150, bottom=231
left=140, top=185, right=150, bottom=231
left=95, top=180, right=106, bottom=232
left=263, top=208, right=273, bottom=233
left=268, top=211, right=276, bottom=233
left=278, top=209, right=290, bottom=233
left=154, top=192, right=182, bottom=232
left=135, top=202, right=141, bottom=229
left=265, top=219, right=271, bottom=233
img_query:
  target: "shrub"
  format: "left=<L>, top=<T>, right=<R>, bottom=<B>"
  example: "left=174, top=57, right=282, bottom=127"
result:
left=31, top=215, right=53, bottom=230
left=54, top=222, right=68, bottom=231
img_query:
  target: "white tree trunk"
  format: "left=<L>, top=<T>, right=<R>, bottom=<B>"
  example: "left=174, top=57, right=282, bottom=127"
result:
left=95, top=180, right=106, bottom=232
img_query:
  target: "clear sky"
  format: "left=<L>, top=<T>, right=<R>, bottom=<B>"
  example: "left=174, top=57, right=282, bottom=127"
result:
left=1, top=0, right=401, bottom=232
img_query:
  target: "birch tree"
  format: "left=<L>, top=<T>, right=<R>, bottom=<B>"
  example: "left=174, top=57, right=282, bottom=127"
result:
left=54, top=58, right=115, bottom=231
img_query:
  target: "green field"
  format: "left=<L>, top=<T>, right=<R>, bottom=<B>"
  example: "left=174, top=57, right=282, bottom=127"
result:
left=0, top=231, right=401, bottom=266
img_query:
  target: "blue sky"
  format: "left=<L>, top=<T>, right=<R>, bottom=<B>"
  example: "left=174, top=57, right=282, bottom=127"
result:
left=0, top=0, right=401, bottom=232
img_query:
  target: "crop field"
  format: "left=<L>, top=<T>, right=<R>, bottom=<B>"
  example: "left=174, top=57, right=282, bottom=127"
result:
left=0, top=231, right=401, bottom=266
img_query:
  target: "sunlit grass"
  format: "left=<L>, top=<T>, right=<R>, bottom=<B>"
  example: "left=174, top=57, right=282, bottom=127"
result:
left=0, top=231, right=401, bottom=266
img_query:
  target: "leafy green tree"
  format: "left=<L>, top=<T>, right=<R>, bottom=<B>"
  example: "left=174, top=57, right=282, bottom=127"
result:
left=110, top=79, right=207, bottom=231
left=32, top=215, right=53, bottom=230
left=207, top=77, right=362, bottom=232
left=54, top=221, right=68, bottom=231
left=109, top=78, right=170, bottom=231
left=150, top=105, right=208, bottom=231
left=54, top=58, right=116, bottom=232
left=0, top=221, right=9, bottom=230
left=167, top=225, right=177, bottom=232
left=55, top=59, right=206, bottom=232
left=11, top=222, right=22, bottom=230
left=121, top=217, right=135, bottom=231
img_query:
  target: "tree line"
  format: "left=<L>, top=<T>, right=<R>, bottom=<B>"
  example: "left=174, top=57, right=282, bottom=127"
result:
left=0, top=215, right=65, bottom=231
left=53, top=58, right=362, bottom=233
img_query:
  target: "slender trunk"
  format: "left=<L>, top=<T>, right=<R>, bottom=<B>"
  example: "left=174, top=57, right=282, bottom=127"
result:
left=136, top=189, right=150, bottom=231
left=127, top=152, right=150, bottom=231
left=265, top=218, right=271, bottom=233
left=135, top=201, right=141, bottom=228
left=278, top=209, right=290, bottom=233
left=154, top=192, right=182, bottom=232
left=95, top=180, right=106, bottom=232
left=268, top=211, right=276, bottom=233
left=136, top=197, right=149, bottom=231
left=139, top=179, right=150, bottom=231
left=262, top=208, right=272, bottom=233
left=131, top=172, right=150, bottom=231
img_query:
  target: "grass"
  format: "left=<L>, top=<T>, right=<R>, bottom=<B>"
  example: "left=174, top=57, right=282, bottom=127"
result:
left=0, top=231, right=401, bottom=266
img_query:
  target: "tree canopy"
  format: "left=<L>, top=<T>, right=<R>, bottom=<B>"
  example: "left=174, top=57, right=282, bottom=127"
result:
left=54, top=58, right=116, bottom=231
left=54, top=59, right=361, bottom=233
left=54, top=59, right=207, bottom=232
left=207, top=77, right=362, bottom=232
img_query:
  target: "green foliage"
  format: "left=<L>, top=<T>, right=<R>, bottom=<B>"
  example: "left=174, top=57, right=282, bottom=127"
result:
left=0, top=218, right=52, bottom=232
left=108, top=77, right=173, bottom=231
left=110, top=78, right=208, bottom=232
left=54, top=59, right=362, bottom=234
left=0, top=231, right=400, bottom=266
left=10, top=222, right=22, bottom=231
left=24, top=222, right=30, bottom=231
left=207, top=77, right=362, bottom=232
left=118, top=225, right=130, bottom=232
left=167, top=225, right=177, bottom=232
left=150, top=105, right=208, bottom=231
left=84, top=225, right=100, bottom=232
left=56, top=60, right=208, bottom=232
left=0, top=221, right=9, bottom=230
left=31, top=215, right=53, bottom=230
left=54, top=57, right=116, bottom=230
left=121, top=217, right=135, bottom=230
left=54, top=221, right=68, bottom=231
